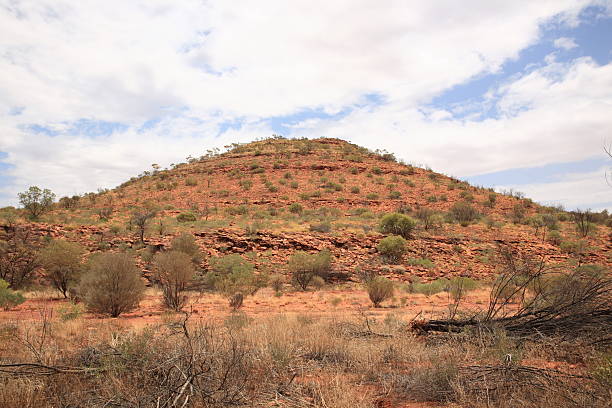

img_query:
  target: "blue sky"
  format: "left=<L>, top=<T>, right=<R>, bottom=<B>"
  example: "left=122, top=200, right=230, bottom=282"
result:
left=0, top=1, right=611, bottom=210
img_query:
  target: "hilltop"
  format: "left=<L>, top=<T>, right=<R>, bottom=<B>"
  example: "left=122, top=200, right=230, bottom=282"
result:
left=2, top=136, right=610, bottom=282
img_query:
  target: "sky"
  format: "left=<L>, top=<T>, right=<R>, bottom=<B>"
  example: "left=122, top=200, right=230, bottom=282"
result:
left=0, top=0, right=611, bottom=210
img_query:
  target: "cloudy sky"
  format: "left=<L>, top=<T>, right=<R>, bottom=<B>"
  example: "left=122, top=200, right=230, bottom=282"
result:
left=1, top=0, right=611, bottom=210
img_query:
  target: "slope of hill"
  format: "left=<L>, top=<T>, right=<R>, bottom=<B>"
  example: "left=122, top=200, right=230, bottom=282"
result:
left=2, top=136, right=610, bottom=282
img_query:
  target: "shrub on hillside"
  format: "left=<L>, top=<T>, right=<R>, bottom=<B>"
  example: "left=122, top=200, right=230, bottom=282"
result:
left=380, top=213, right=417, bottom=239
left=288, top=203, right=303, bottom=214
left=377, top=235, right=407, bottom=264
left=449, top=202, right=479, bottom=226
left=366, top=276, right=394, bottom=307
left=287, top=250, right=333, bottom=290
left=0, top=279, right=25, bottom=310
left=309, top=221, right=332, bottom=233
left=153, top=251, right=194, bottom=311
left=78, top=253, right=145, bottom=317
left=547, top=231, right=562, bottom=246
left=177, top=212, right=197, bottom=222
left=38, top=240, right=84, bottom=298
left=170, top=233, right=202, bottom=263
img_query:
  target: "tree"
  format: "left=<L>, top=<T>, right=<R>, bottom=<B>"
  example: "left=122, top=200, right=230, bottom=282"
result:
left=78, top=253, right=145, bottom=317
left=38, top=240, right=84, bottom=298
left=287, top=250, right=333, bottom=291
left=0, top=228, right=39, bottom=289
left=153, top=251, right=194, bottom=311
left=18, top=186, right=55, bottom=220
left=572, top=209, right=596, bottom=238
left=131, top=209, right=156, bottom=243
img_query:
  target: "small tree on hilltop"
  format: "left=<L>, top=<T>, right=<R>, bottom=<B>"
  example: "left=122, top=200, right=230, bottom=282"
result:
left=78, top=252, right=145, bottom=317
left=153, top=251, right=194, bottom=311
left=38, top=240, right=84, bottom=298
left=18, top=186, right=55, bottom=220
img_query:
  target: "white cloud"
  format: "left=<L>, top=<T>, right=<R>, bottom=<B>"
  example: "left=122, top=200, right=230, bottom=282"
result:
left=496, top=167, right=611, bottom=210
left=0, top=0, right=610, bottom=208
left=554, top=36, right=578, bottom=50
left=289, top=57, right=612, bottom=182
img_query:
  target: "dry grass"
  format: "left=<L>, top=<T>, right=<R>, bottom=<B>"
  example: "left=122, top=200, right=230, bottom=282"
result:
left=0, top=301, right=609, bottom=407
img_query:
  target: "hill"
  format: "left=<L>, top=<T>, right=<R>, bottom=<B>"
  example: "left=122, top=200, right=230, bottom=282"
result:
left=2, top=136, right=610, bottom=282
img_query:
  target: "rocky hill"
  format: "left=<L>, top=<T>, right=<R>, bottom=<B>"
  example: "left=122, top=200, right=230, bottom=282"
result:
left=2, top=136, right=611, bottom=282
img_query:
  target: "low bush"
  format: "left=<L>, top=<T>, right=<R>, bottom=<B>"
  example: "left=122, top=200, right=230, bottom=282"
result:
left=177, top=212, right=197, bottom=222
left=288, top=203, right=303, bottom=214
left=0, top=279, right=25, bottom=310
left=78, top=252, right=145, bottom=317
left=407, top=258, right=435, bottom=269
left=288, top=250, right=333, bottom=290
left=153, top=251, right=195, bottom=311
left=310, top=221, right=332, bottom=233
left=380, top=213, right=417, bottom=238
left=366, top=276, right=394, bottom=307
left=377, top=235, right=407, bottom=263
left=450, top=202, right=479, bottom=226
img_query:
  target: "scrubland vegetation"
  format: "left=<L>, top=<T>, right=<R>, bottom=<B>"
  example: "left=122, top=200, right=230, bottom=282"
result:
left=1, top=137, right=611, bottom=407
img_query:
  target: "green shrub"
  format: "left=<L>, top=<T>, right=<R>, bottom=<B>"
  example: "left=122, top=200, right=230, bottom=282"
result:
left=185, top=177, right=197, bottom=186
left=450, top=202, right=479, bottom=226
left=377, top=235, right=407, bottom=263
left=170, top=233, right=201, bottom=262
left=288, top=203, right=303, bottom=214
left=407, top=258, right=434, bottom=268
left=290, top=181, right=299, bottom=189
left=0, top=279, right=25, bottom=310
left=409, top=278, right=448, bottom=296
left=366, top=193, right=379, bottom=200
left=512, top=204, right=526, bottom=224
left=547, top=231, right=562, bottom=246
left=58, top=302, right=83, bottom=321
left=177, top=212, right=197, bottom=222
left=389, top=191, right=402, bottom=199
left=380, top=213, right=417, bottom=239
left=310, top=221, right=332, bottom=233
left=559, top=240, right=588, bottom=257
left=78, top=253, right=145, bottom=317
left=226, top=205, right=249, bottom=216
left=366, top=277, right=394, bottom=307
left=484, top=192, right=497, bottom=207
left=208, top=255, right=266, bottom=299
left=288, top=250, right=333, bottom=290
left=239, top=179, right=253, bottom=190
left=350, top=186, right=360, bottom=194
